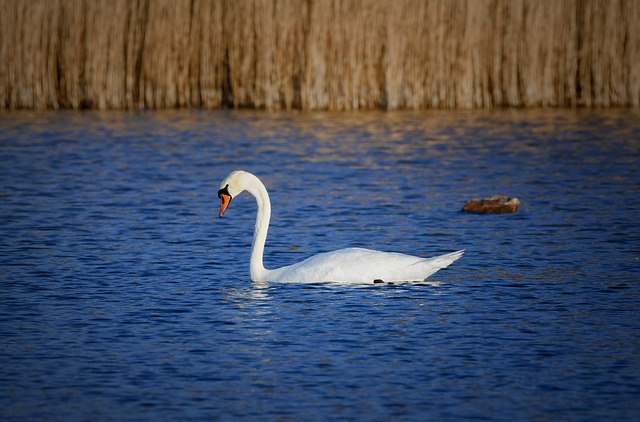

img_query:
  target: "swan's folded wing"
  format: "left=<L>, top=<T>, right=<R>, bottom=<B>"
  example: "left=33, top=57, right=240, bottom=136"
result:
left=268, top=248, right=463, bottom=283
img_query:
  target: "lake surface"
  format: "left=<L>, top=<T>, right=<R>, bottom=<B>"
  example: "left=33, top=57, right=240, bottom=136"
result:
left=1, top=109, right=639, bottom=421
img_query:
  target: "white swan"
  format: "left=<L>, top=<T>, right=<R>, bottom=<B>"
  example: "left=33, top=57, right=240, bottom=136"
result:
left=217, top=170, right=463, bottom=284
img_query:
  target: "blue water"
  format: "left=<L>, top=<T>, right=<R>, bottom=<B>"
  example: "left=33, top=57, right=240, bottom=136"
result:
left=1, top=109, right=639, bottom=421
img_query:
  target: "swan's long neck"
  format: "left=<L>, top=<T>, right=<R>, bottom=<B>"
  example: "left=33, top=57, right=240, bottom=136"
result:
left=246, top=176, right=271, bottom=282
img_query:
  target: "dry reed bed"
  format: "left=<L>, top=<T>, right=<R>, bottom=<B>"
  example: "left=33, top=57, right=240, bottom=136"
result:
left=1, top=0, right=638, bottom=110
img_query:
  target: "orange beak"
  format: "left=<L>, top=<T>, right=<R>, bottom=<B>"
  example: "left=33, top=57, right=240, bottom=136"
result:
left=219, top=193, right=231, bottom=218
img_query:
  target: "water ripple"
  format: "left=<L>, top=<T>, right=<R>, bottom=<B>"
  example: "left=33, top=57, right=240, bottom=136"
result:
left=1, top=109, right=639, bottom=421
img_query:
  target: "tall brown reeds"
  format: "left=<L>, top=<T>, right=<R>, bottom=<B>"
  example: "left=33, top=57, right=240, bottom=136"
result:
left=1, top=0, right=638, bottom=110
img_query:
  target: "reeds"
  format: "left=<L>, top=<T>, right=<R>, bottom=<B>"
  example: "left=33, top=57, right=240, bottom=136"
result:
left=1, top=0, right=638, bottom=110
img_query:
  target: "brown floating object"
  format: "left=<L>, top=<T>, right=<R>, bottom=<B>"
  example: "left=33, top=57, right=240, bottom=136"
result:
left=462, top=196, right=520, bottom=214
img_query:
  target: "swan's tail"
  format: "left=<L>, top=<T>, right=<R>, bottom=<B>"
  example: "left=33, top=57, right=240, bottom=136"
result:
left=434, top=249, right=465, bottom=267
left=417, top=249, right=465, bottom=280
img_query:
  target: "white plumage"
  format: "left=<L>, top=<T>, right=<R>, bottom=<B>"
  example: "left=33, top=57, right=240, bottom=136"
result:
left=217, top=170, right=463, bottom=284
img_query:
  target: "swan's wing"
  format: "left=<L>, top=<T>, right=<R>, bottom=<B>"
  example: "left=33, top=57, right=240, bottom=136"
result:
left=268, top=248, right=464, bottom=283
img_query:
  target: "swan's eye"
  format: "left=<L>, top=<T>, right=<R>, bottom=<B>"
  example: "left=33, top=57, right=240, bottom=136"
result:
left=218, top=184, right=231, bottom=199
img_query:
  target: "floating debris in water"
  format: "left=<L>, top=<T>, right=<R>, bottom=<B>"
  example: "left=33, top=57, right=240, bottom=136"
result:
left=462, top=196, right=520, bottom=214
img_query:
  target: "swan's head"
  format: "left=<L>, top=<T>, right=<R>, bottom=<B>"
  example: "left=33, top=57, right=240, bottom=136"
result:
left=217, top=170, right=256, bottom=218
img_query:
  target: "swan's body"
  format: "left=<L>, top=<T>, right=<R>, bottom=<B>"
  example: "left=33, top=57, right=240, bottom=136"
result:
left=217, top=171, right=463, bottom=284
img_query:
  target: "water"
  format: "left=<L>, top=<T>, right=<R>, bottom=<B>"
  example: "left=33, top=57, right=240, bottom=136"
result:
left=1, top=109, right=639, bottom=421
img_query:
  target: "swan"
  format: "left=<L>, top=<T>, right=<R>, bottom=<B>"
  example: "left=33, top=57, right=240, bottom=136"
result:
left=217, top=170, right=463, bottom=284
